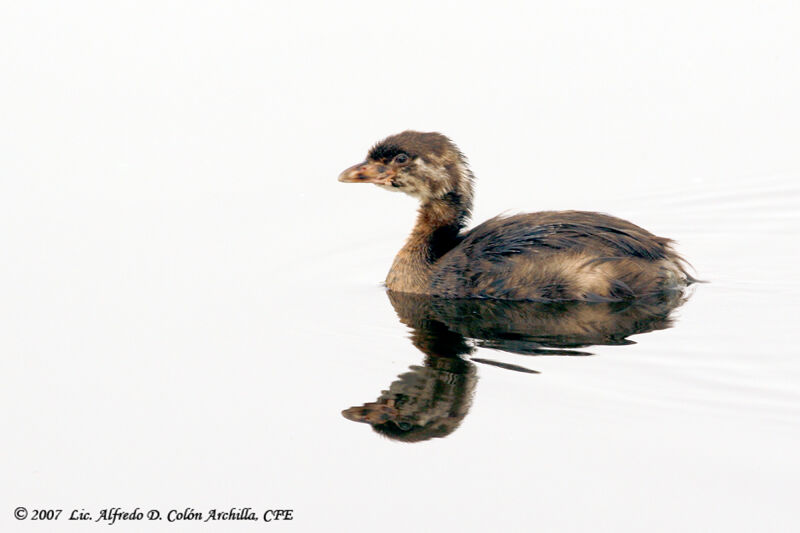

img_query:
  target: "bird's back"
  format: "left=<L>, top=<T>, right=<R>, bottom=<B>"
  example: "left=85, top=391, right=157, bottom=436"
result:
left=430, top=211, right=689, bottom=301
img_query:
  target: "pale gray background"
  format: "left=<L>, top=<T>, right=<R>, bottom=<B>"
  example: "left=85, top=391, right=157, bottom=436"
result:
left=2, top=2, right=799, bottom=532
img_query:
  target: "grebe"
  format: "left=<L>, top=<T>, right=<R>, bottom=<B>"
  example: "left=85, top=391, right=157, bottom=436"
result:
left=339, top=131, right=691, bottom=301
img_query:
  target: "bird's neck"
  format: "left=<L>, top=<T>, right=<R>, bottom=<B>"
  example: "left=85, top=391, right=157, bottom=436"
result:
left=386, top=193, right=470, bottom=294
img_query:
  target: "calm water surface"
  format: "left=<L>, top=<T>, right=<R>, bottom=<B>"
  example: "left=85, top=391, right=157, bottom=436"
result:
left=3, top=4, right=799, bottom=532
left=284, top=175, right=800, bottom=531
left=3, top=175, right=799, bottom=532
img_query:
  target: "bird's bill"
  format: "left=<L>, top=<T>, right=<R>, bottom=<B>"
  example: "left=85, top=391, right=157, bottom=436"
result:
left=341, top=402, right=398, bottom=424
left=338, top=161, right=395, bottom=185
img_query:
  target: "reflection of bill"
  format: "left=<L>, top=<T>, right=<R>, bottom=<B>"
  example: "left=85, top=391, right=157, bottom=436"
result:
left=343, top=289, right=689, bottom=442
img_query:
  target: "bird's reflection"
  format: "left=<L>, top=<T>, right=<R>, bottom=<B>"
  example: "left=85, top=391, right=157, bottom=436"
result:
left=342, top=290, right=688, bottom=442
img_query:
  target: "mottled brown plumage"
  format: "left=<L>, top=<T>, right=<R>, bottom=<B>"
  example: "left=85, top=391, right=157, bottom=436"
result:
left=339, top=131, right=692, bottom=301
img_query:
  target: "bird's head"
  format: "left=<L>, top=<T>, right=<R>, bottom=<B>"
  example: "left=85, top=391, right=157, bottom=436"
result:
left=338, top=131, right=474, bottom=206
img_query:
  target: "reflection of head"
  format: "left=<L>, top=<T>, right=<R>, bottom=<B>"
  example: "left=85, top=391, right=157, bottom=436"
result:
left=342, top=356, right=477, bottom=442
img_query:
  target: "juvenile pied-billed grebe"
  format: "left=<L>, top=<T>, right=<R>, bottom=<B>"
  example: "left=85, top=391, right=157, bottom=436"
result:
left=339, top=131, right=692, bottom=301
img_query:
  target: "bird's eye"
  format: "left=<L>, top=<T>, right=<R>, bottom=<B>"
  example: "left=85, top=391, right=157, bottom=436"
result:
left=394, top=153, right=409, bottom=164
